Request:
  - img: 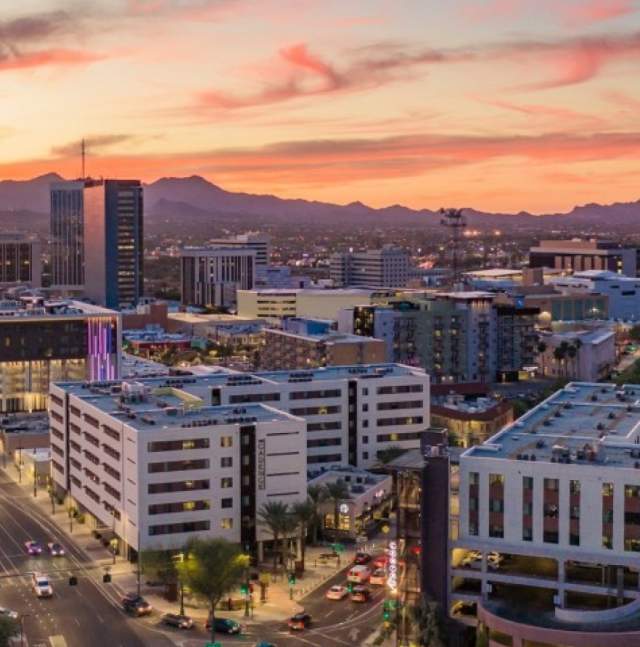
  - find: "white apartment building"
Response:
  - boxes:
[552,270,640,321]
[330,245,412,288]
[180,247,256,308]
[49,378,307,556]
[455,382,640,644]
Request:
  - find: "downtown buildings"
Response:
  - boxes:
[50,179,144,308]
[330,245,412,288]
[0,234,42,287]
[49,363,429,555]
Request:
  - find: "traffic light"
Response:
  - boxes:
[240,583,249,596]
[69,575,78,586]
[103,573,111,583]
[383,609,391,621]
[288,573,296,586]
[347,582,354,593]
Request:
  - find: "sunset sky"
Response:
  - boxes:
[1,0,639,212]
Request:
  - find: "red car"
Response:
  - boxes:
[373,555,389,569]
[288,612,312,631]
[353,552,371,565]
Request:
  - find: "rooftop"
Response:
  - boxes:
[463,382,640,469]
[0,298,116,319]
[307,465,391,496]
[265,328,381,345]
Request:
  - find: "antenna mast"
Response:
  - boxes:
[81,138,86,179]
[439,207,467,290]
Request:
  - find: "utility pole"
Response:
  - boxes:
[439,207,467,291]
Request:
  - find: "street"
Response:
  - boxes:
[0,469,173,647]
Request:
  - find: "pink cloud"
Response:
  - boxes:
[561,0,637,26]
[0,48,103,72]
[481,98,605,127]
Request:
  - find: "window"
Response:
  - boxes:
[148,459,209,473]
[221,518,233,529]
[221,478,233,489]
[148,439,209,452]
[149,520,210,536]
[220,436,233,448]
[377,416,423,427]
[149,501,209,515]
[363,452,369,460]
[570,480,581,494]
[221,457,232,468]
[362,403,368,412]
[376,400,422,411]
[362,436,368,444]
[544,478,559,491]
[377,384,422,395]
[148,479,209,494]
[221,498,233,509]
[523,476,533,490]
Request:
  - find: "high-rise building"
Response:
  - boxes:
[207,232,271,267]
[0,234,42,287]
[180,247,256,309]
[0,298,120,413]
[83,180,144,309]
[529,239,638,277]
[330,245,412,288]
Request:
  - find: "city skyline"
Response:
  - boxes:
[0,0,639,213]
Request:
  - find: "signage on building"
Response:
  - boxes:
[387,540,398,593]
[257,439,265,490]
[339,503,349,514]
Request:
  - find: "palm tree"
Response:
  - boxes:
[257,501,290,572]
[307,484,327,544]
[291,499,316,572]
[280,513,299,572]
[553,345,566,378]
[324,480,351,535]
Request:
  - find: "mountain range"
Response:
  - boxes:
[0,172,639,230]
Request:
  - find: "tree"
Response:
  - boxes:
[257,500,291,572]
[629,325,640,342]
[0,616,19,647]
[140,548,179,601]
[375,445,407,468]
[176,538,248,643]
[291,499,316,571]
[324,479,351,534]
[306,484,327,544]
[406,598,446,647]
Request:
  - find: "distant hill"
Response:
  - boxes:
[0,172,639,231]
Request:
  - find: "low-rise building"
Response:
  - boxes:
[0,413,50,465]
[307,466,393,539]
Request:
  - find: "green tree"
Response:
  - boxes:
[140,548,180,601]
[306,484,327,544]
[176,538,248,643]
[257,500,291,571]
[629,325,640,342]
[406,598,446,647]
[291,499,315,572]
[0,616,19,647]
[324,479,351,534]
[375,445,407,468]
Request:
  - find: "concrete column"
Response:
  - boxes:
[257,541,264,564]
[557,559,566,608]
[295,537,302,560]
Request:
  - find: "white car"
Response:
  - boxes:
[347,565,372,584]
[47,542,65,557]
[460,551,481,567]
[32,573,53,598]
[325,585,348,600]
[0,607,18,620]
[369,568,386,586]
[487,552,504,569]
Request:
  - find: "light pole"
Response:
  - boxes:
[67,502,74,533]
[17,445,22,483]
[32,465,37,498]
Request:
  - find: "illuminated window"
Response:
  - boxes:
[220,436,233,448]
[221,518,233,529]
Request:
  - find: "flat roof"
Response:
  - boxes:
[0,299,116,319]
[464,382,640,469]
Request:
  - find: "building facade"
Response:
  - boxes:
[330,246,412,288]
[530,239,638,277]
[180,247,256,309]
[49,379,306,557]
[495,305,539,381]
[0,234,42,287]
[83,180,144,309]
[454,382,640,645]
[0,299,120,413]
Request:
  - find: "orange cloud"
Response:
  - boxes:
[561,0,637,26]
[0,48,103,72]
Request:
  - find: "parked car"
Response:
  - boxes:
[369,568,386,586]
[373,555,389,569]
[353,552,371,565]
[451,600,477,617]
[347,565,371,583]
[460,550,481,567]
[47,542,65,557]
[162,613,193,629]
[326,585,348,600]
[487,552,504,569]
[287,612,312,631]
[25,540,43,556]
[350,585,371,603]
[32,573,52,598]
[205,617,241,634]
[122,593,152,616]
[0,607,18,620]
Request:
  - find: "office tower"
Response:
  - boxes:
[529,239,638,277]
[455,382,640,647]
[180,247,256,309]
[50,180,93,290]
[0,234,42,287]
[207,232,271,268]
[83,180,144,309]
[0,298,120,413]
[330,245,412,288]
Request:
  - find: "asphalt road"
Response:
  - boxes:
[0,470,173,647]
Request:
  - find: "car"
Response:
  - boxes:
[353,552,371,565]
[325,584,348,600]
[47,542,65,557]
[350,585,371,602]
[347,565,371,583]
[162,613,193,629]
[287,612,311,631]
[32,573,52,598]
[24,540,42,556]
[369,568,387,586]
[487,552,504,569]
[205,617,241,634]
[122,593,152,616]
[0,607,18,620]
[460,550,482,567]
[451,600,477,617]
[373,555,389,569]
